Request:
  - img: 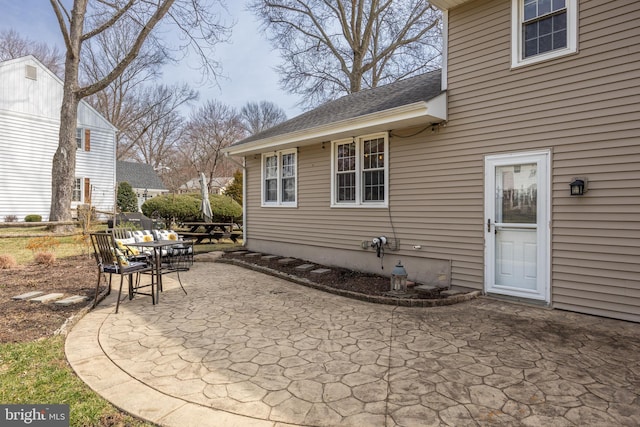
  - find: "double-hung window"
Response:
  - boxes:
[72,178,82,202]
[76,127,91,151]
[262,149,297,207]
[511,0,577,67]
[331,133,388,208]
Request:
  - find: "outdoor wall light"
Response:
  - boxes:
[390,260,408,292]
[570,178,587,196]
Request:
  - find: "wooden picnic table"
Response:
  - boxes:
[178,222,241,244]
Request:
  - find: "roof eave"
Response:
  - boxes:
[429,0,473,10]
[225,93,447,157]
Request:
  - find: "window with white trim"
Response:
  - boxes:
[511,0,577,67]
[331,133,388,207]
[262,149,297,206]
[72,178,82,202]
[76,128,83,149]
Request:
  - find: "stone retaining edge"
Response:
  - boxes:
[217,258,480,307]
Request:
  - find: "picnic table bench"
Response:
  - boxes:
[178,222,242,244]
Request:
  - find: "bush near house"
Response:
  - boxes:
[117,182,139,213]
[141,193,242,225]
[24,215,42,222]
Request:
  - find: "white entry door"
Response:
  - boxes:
[485,151,550,301]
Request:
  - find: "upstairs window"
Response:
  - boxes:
[76,128,91,151]
[512,0,577,67]
[262,149,297,207]
[76,128,83,149]
[331,133,388,208]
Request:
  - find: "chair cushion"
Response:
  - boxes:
[111,248,130,266]
[115,237,141,255]
[131,230,154,243]
[154,230,179,241]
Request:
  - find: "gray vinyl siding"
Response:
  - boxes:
[243,0,639,322]
[445,0,640,321]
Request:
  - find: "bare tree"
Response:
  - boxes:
[47,0,230,226]
[240,100,287,135]
[181,100,245,193]
[81,18,169,157]
[126,83,197,165]
[249,0,441,107]
[0,29,63,76]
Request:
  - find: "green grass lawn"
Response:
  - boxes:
[0,228,242,426]
[0,337,155,427]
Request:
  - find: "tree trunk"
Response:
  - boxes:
[49,90,80,227]
[49,0,85,231]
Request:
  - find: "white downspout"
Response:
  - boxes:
[242,156,246,246]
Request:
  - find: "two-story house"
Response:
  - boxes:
[0,55,117,221]
[224,0,639,323]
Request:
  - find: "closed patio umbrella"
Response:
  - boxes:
[200,172,213,222]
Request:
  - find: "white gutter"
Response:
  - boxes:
[224,94,447,157]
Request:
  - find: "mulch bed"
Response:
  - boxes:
[218,250,445,299]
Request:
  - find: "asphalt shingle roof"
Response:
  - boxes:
[233,69,442,146]
[116,161,167,190]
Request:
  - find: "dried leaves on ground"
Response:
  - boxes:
[0,255,98,343]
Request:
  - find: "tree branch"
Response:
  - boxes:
[77,0,175,99]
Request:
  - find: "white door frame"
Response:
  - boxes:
[484,150,551,302]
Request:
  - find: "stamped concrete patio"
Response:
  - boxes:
[66,255,640,426]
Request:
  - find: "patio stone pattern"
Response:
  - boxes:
[67,259,640,427]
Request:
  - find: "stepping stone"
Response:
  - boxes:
[12,291,44,300]
[278,258,296,264]
[295,264,315,271]
[29,293,64,303]
[262,255,279,260]
[55,295,88,306]
[245,252,262,257]
[310,268,331,275]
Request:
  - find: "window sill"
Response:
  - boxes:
[511,47,578,69]
[330,203,388,209]
[261,203,298,208]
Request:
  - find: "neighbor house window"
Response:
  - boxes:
[72,178,82,202]
[76,128,83,149]
[262,149,297,206]
[76,128,90,151]
[511,0,577,67]
[331,133,388,207]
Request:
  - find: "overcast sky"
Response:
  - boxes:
[0,0,303,118]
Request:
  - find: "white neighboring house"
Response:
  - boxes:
[0,55,117,221]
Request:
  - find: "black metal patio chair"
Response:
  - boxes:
[90,232,155,313]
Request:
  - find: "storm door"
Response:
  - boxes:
[485,151,549,301]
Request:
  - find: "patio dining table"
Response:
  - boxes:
[133,239,187,303]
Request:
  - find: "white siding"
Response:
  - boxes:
[0,56,116,221]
